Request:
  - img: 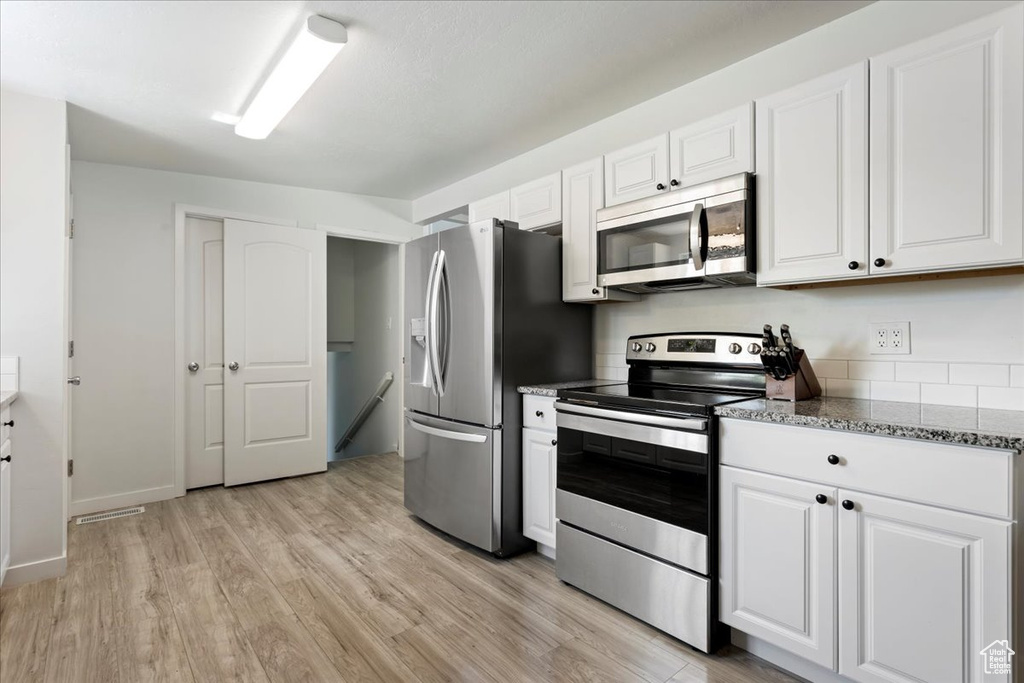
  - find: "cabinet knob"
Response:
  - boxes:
[0,455,10,463]
[535,410,544,417]
[827,454,840,465]
[656,183,666,191]
[670,179,679,187]
[815,494,828,504]
[2,420,12,427]
[551,439,557,446]
[591,288,600,295]
[847,261,859,270]
[841,499,855,510]
[874,258,886,267]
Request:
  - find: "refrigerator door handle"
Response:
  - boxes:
[430,249,448,397]
[406,415,487,443]
[424,250,441,395]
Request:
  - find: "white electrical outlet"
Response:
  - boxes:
[869,322,911,355]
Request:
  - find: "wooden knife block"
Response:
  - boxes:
[765,350,822,401]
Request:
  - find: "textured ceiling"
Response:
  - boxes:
[0,0,870,200]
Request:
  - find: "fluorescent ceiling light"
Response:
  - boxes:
[235,15,347,140]
[211,112,241,125]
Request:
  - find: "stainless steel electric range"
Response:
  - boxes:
[554,332,766,653]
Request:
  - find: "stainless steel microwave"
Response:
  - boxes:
[596,173,755,293]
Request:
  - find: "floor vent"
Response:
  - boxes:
[75,506,145,525]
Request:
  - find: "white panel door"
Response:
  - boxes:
[756,62,869,285]
[838,490,1011,683]
[720,466,836,670]
[522,427,557,548]
[185,217,225,488]
[669,103,754,189]
[869,4,1024,275]
[604,133,670,207]
[223,220,326,487]
[510,172,561,231]
[467,190,511,223]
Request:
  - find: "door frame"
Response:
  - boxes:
[317,223,408,463]
[174,207,411,497]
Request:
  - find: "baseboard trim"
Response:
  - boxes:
[537,543,556,560]
[731,630,846,683]
[69,484,177,518]
[2,555,66,587]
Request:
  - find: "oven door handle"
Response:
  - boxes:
[556,401,707,431]
[556,412,709,454]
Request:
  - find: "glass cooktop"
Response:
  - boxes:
[557,382,759,416]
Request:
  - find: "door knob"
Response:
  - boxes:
[67,376,81,386]
[228,362,239,371]
[187,362,200,373]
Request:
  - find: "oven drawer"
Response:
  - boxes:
[556,489,707,574]
[556,522,711,652]
[523,395,557,432]
[718,418,1014,519]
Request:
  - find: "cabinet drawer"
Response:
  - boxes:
[523,395,557,432]
[719,418,1014,519]
[0,407,9,444]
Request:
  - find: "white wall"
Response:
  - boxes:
[0,89,69,583]
[327,237,355,343]
[69,161,418,513]
[412,0,1019,222]
[345,240,402,458]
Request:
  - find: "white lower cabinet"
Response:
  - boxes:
[521,395,557,555]
[721,428,1015,683]
[720,467,836,669]
[838,491,1011,683]
[522,427,557,549]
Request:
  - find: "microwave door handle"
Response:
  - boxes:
[689,202,707,271]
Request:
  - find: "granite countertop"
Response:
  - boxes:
[715,397,1024,452]
[517,380,616,397]
[0,390,18,411]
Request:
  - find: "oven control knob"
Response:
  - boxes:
[645,342,656,353]
[631,342,642,353]
[747,343,761,355]
[728,343,742,354]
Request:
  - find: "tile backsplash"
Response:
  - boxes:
[0,356,19,392]
[594,355,1024,411]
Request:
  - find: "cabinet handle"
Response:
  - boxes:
[874,258,886,267]
[815,494,828,504]
[655,183,666,191]
[551,439,557,446]
[0,455,10,463]
[2,420,12,427]
[847,261,859,270]
[535,410,544,417]
[591,288,600,295]
[827,454,840,465]
[841,499,855,510]
[670,179,679,187]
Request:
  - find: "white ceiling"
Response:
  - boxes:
[0,0,870,200]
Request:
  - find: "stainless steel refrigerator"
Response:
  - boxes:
[404,219,592,557]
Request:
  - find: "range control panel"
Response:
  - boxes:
[626,332,763,366]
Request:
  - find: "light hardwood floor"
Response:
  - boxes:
[0,453,801,683]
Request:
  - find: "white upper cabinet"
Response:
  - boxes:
[604,134,671,207]
[468,190,511,223]
[669,102,754,189]
[562,158,605,301]
[838,491,1011,683]
[510,172,561,231]
[756,62,869,285]
[869,4,1024,276]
